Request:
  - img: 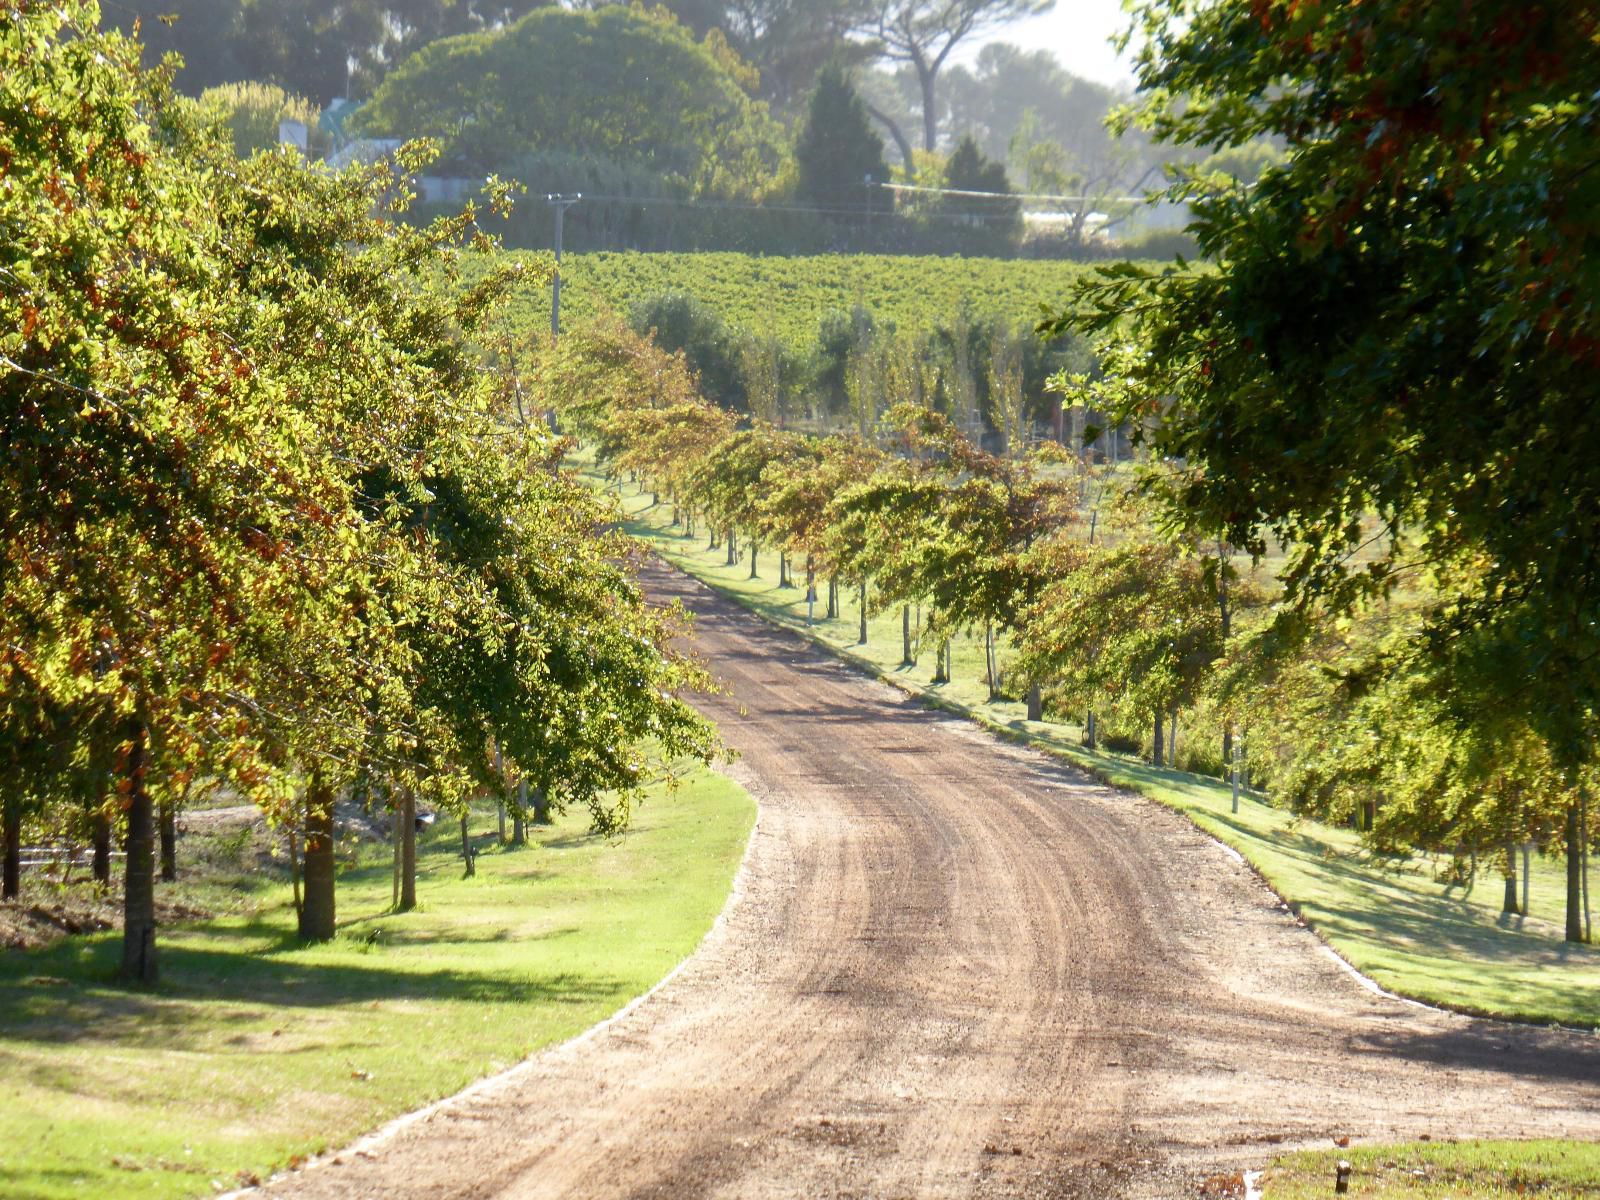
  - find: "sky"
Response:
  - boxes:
[956,0,1139,91]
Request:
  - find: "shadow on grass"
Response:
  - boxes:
[0,932,631,1050]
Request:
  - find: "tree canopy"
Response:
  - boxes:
[3,0,718,972]
[105,0,552,102]
[850,0,1054,152]
[356,4,783,193]
[1047,0,1600,767]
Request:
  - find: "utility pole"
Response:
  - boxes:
[546,193,581,339]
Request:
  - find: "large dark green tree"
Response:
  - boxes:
[795,62,891,209]
[356,5,782,192]
[1045,0,1600,939]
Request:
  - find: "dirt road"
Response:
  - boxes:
[263,559,1600,1199]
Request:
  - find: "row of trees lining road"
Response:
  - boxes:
[1038,0,1600,942]
[1,1,717,981]
[535,315,1596,944]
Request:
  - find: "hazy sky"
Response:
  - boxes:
[957,0,1139,91]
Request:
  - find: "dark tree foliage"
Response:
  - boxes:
[630,292,748,412]
[795,62,892,210]
[105,0,552,102]
[1045,0,1600,762]
[942,134,1020,228]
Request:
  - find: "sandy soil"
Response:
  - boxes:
[258,558,1600,1199]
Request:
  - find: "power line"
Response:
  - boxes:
[527,192,1082,226]
[875,181,1150,205]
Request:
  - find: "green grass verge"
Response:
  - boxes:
[599,473,1600,1029]
[1264,1140,1600,1198]
[0,770,753,1200]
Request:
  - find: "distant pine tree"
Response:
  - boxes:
[795,62,891,212]
[942,134,1021,228]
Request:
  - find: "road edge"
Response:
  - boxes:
[221,760,764,1199]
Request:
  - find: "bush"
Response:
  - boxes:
[629,292,746,411]
[196,82,329,158]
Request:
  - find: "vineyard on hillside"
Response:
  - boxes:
[487,250,1106,344]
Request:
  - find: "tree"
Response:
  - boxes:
[850,0,1054,152]
[5,1,716,972]
[355,5,783,193]
[1046,0,1600,938]
[795,62,891,210]
[2,0,364,978]
[195,81,329,157]
[941,134,1021,229]
[105,1,553,102]
[630,292,747,411]
[677,0,862,112]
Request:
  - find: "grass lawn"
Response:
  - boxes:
[596,471,1600,1029]
[0,769,753,1200]
[1264,1140,1600,1198]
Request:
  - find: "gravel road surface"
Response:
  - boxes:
[261,558,1600,1199]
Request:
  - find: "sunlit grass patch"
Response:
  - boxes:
[1264,1140,1600,1198]
[0,770,753,1200]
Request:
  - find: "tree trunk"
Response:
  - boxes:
[865,102,915,172]
[299,775,336,942]
[827,577,839,619]
[1168,708,1179,768]
[399,789,417,913]
[901,606,913,666]
[1502,840,1521,916]
[1567,801,1586,943]
[1085,710,1097,750]
[917,64,938,152]
[1153,708,1166,768]
[513,778,528,845]
[533,784,552,826]
[92,804,112,885]
[1222,726,1233,773]
[708,525,719,551]
[1027,683,1043,723]
[159,797,177,883]
[726,529,737,567]
[460,811,475,878]
[984,622,997,700]
[858,581,868,644]
[748,537,759,579]
[390,801,400,910]
[934,637,949,683]
[495,747,507,843]
[1584,792,1592,943]
[3,793,20,901]
[119,716,157,984]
